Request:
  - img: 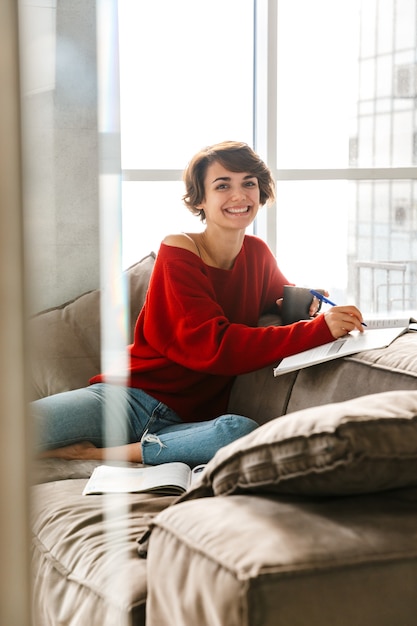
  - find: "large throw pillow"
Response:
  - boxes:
[181,390,417,500]
[30,252,155,399]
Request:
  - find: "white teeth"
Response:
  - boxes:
[227,207,249,214]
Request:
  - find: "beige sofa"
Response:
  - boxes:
[30,253,417,626]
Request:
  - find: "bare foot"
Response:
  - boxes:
[39,441,143,463]
[39,441,103,461]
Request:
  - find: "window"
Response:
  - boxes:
[272,0,417,313]
[119,0,417,314]
[119,0,254,267]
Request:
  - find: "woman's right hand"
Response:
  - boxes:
[323,305,365,339]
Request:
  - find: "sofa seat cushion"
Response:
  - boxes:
[146,490,417,626]
[34,458,104,484]
[31,478,175,626]
[181,390,417,500]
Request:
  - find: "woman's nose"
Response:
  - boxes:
[231,188,246,200]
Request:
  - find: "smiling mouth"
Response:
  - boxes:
[225,206,250,214]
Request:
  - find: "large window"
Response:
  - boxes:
[120,0,417,315]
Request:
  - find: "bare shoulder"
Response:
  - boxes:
[162,233,200,256]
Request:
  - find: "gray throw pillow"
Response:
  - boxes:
[181,390,417,500]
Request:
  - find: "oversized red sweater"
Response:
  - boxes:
[92,236,334,422]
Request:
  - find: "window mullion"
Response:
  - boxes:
[275,167,417,181]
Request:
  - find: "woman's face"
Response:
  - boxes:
[198,161,260,229]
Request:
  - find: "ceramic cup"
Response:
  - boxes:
[281,285,324,325]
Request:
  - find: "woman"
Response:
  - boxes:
[34,141,364,466]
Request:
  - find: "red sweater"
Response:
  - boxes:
[92,236,333,422]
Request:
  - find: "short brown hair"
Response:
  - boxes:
[182,141,275,220]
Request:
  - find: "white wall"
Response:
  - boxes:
[20,0,100,313]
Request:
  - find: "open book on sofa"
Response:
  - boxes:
[274,315,417,377]
[82,462,206,496]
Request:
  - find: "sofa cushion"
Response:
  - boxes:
[147,490,417,626]
[34,458,103,484]
[29,252,155,399]
[229,330,417,424]
[228,312,299,424]
[181,390,417,500]
[31,477,175,626]
[287,331,417,413]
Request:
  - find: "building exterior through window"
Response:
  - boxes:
[348,0,417,313]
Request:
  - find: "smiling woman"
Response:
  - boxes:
[164,142,273,269]
[164,173,259,270]
[34,141,365,468]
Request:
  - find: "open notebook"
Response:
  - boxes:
[82,462,206,496]
[274,315,417,377]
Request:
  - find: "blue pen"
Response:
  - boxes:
[310,290,337,306]
[310,290,367,326]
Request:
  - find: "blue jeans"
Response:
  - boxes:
[31,383,258,466]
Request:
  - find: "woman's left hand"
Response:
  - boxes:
[276,289,330,317]
[309,290,329,317]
